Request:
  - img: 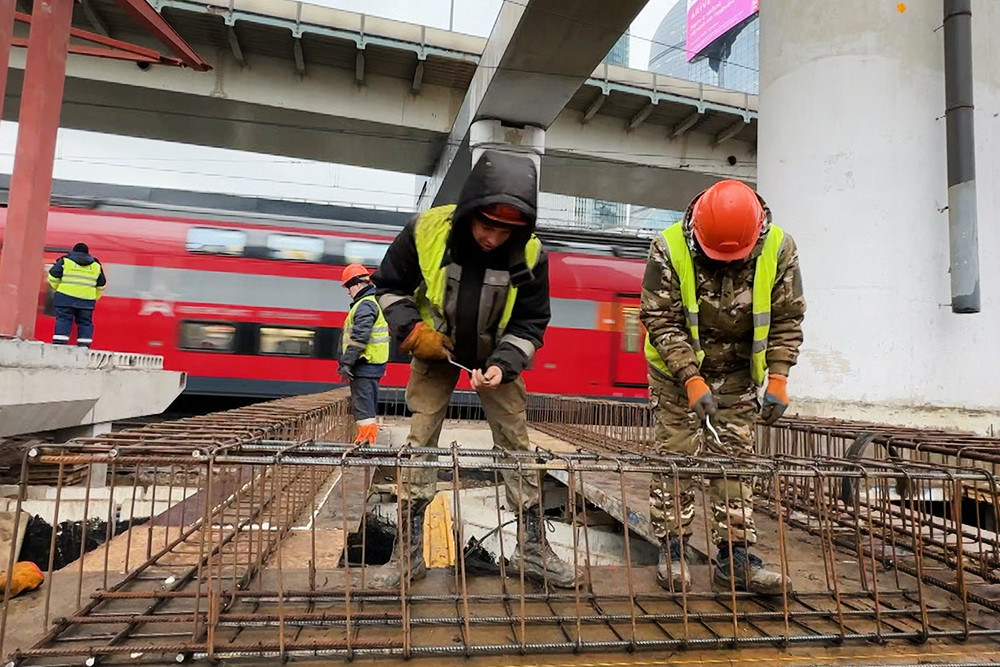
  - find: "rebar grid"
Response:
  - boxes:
[3,393,1000,666]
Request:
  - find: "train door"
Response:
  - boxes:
[610,293,647,387]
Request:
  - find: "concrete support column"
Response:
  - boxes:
[469,119,545,201]
[0,0,74,340]
[757,1,1000,421]
[51,422,112,487]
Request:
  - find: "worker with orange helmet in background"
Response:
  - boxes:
[339,263,389,445]
[641,180,806,596]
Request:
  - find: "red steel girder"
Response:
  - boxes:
[10,36,183,65]
[112,0,210,71]
[0,0,15,121]
[0,0,74,340]
[13,9,193,66]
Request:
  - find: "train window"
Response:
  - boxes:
[343,240,389,266]
[259,327,316,357]
[621,306,642,353]
[179,322,237,352]
[267,234,325,262]
[186,227,247,256]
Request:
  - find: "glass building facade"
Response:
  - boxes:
[647,1,759,95]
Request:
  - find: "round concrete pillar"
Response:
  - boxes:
[758,1,1000,422]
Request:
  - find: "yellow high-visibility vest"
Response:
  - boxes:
[413,205,541,336]
[342,294,390,364]
[49,258,102,301]
[644,221,785,386]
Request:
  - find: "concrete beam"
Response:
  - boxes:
[0,340,185,437]
[670,110,702,138]
[714,119,747,147]
[411,58,424,94]
[420,0,649,209]
[542,106,755,210]
[582,91,606,123]
[4,47,460,176]
[227,26,246,67]
[627,102,655,131]
[293,37,306,77]
[79,0,110,38]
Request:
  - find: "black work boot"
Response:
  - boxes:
[713,544,792,595]
[508,509,581,588]
[656,536,690,591]
[369,507,426,589]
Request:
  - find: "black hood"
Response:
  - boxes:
[67,251,96,266]
[450,150,539,286]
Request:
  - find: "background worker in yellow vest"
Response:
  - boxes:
[641,180,806,596]
[339,263,388,445]
[47,243,106,348]
[371,150,579,590]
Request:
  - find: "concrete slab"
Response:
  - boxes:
[0,340,185,437]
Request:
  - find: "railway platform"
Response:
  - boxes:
[0,338,186,438]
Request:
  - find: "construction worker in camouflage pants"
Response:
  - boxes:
[641,180,806,595]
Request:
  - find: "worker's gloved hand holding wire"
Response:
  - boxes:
[400,322,453,361]
[760,373,789,425]
[684,375,717,422]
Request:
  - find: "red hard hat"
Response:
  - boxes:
[477,203,528,226]
[691,180,764,261]
[341,263,369,286]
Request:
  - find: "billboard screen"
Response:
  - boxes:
[685,0,759,62]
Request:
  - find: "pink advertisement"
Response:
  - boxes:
[685,0,759,62]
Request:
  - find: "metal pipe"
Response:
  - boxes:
[943,0,980,313]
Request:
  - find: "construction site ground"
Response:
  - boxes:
[4,418,1000,666]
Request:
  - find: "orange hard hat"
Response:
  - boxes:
[341,263,370,286]
[691,180,764,261]
[477,203,528,226]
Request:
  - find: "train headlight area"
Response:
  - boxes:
[2,390,1000,666]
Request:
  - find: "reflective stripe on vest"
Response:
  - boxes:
[644,222,785,386]
[56,258,101,301]
[342,294,390,364]
[414,204,541,336]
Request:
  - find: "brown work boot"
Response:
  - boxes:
[713,544,792,596]
[508,510,581,588]
[367,507,426,589]
[656,537,690,592]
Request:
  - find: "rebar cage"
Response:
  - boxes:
[2,392,999,665]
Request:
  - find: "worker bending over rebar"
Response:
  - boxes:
[641,180,807,595]
[371,150,579,589]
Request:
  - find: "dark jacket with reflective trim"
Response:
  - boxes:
[372,152,550,383]
[340,283,386,379]
[48,251,107,309]
[640,192,806,383]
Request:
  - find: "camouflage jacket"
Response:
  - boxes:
[640,196,806,383]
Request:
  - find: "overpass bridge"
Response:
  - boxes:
[5,0,757,211]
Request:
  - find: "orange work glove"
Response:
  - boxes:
[761,374,789,425]
[0,562,44,599]
[684,376,717,422]
[399,322,453,361]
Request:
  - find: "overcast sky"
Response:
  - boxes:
[0,0,682,210]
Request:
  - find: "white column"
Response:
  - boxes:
[757,1,1000,428]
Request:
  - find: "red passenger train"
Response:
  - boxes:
[0,181,652,400]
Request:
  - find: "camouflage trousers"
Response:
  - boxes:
[398,357,540,511]
[648,369,759,546]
